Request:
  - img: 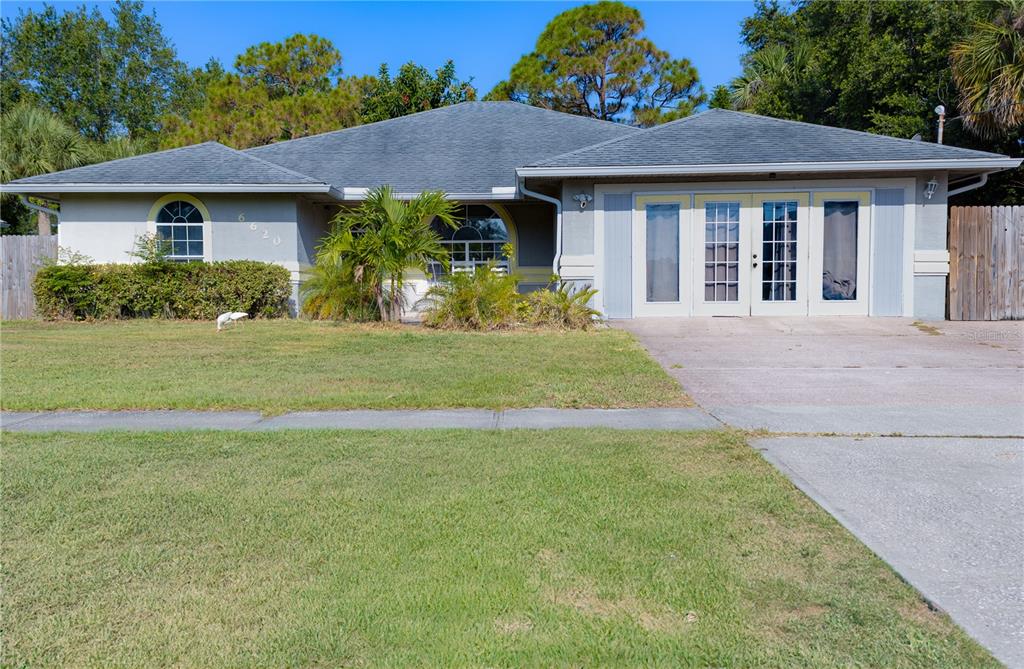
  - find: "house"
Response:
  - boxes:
[3,102,1020,319]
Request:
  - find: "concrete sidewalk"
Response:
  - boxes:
[0,408,722,432]
[757,436,1024,669]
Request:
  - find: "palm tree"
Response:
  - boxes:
[314,186,459,321]
[951,0,1024,139]
[0,104,93,233]
[0,104,92,183]
[729,43,812,114]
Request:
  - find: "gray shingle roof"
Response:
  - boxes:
[528,109,1009,169]
[246,101,639,193]
[7,141,325,186]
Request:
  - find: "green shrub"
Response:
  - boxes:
[420,264,526,330]
[300,260,382,322]
[524,283,601,330]
[420,268,602,331]
[34,260,291,320]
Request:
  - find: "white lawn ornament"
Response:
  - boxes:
[216,311,248,331]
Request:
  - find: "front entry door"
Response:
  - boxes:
[750,193,810,316]
[692,194,752,316]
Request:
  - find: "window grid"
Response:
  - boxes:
[761,201,798,301]
[428,205,510,278]
[155,200,204,261]
[703,202,740,302]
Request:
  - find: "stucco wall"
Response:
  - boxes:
[560,181,596,256]
[58,193,306,267]
[503,202,554,268]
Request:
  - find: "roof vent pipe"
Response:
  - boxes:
[518,177,563,277]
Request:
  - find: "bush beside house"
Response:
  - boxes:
[34,260,291,320]
[420,265,601,330]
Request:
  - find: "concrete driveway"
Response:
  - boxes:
[618,317,1024,666]
[616,317,1024,436]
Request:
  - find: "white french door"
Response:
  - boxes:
[751,193,810,316]
[692,194,752,316]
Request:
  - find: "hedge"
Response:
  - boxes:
[33,260,292,320]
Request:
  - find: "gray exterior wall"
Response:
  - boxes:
[602,193,633,318]
[206,195,299,265]
[871,188,905,316]
[914,172,948,250]
[912,172,950,319]
[560,181,596,256]
[297,200,334,266]
[504,202,554,268]
[914,275,947,320]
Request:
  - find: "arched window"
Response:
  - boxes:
[155,200,205,261]
[430,205,510,275]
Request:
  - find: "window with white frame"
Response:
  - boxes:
[155,200,204,261]
[428,205,509,277]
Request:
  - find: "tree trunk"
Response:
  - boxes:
[37,210,51,236]
[375,283,387,322]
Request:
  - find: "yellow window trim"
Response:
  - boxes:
[813,191,871,207]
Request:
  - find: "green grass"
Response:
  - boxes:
[3,429,994,668]
[0,320,686,412]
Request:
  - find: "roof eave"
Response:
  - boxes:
[0,183,333,194]
[516,157,1022,178]
[337,186,519,201]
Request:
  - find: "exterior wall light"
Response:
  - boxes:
[573,192,593,210]
[924,177,939,200]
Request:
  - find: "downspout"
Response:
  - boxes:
[517,177,562,277]
[946,172,989,198]
[19,195,60,235]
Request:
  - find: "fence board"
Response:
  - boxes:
[1,235,58,319]
[948,206,1023,320]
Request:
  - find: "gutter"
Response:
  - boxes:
[0,183,333,194]
[947,172,990,198]
[518,177,562,276]
[19,195,60,218]
[516,157,1023,179]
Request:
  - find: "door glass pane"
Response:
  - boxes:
[761,200,798,302]
[703,202,740,302]
[646,204,679,302]
[823,201,858,300]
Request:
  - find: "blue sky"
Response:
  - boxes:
[1,1,754,95]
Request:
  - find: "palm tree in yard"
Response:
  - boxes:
[313,185,459,321]
[951,0,1024,139]
[0,104,93,183]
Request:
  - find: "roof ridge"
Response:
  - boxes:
[530,109,711,167]
[714,108,1004,157]
[246,102,476,153]
[485,100,643,131]
[220,143,324,183]
[246,100,639,154]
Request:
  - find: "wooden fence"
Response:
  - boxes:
[1,235,58,320]
[948,206,1023,321]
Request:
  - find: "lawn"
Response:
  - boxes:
[3,429,995,668]
[0,320,686,412]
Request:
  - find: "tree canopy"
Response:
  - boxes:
[361,60,475,124]
[160,34,370,149]
[951,0,1024,140]
[1,0,196,142]
[729,0,1022,203]
[485,1,704,126]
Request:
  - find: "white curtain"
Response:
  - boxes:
[646,204,679,302]
[822,202,858,300]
